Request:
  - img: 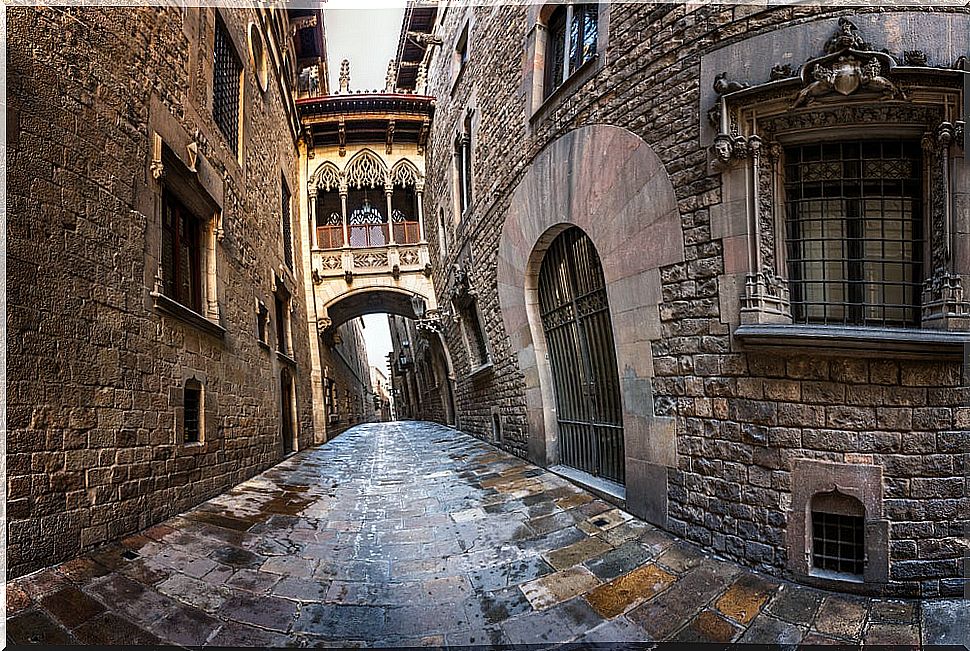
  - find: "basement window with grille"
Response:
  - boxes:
[183,379,203,444]
[213,15,243,158]
[809,491,865,580]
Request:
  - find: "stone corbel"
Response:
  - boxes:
[186,141,199,173]
[150,132,165,180]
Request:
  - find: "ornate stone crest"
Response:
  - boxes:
[792,19,905,108]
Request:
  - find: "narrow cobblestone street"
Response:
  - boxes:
[7,422,967,647]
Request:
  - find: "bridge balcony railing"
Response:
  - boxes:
[315,221,422,251]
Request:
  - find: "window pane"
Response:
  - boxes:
[785,139,922,327]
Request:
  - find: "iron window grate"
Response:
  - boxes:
[811,510,865,576]
[784,139,923,327]
[281,176,293,270]
[184,383,201,443]
[213,17,242,155]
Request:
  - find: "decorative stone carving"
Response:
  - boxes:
[150,132,165,180]
[769,63,796,81]
[384,58,397,93]
[713,72,748,95]
[338,59,350,94]
[904,50,928,66]
[792,21,905,108]
[741,269,791,323]
[316,316,333,336]
[185,140,199,173]
[449,263,475,306]
[922,271,970,322]
[391,160,420,187]
[345,150,387,188]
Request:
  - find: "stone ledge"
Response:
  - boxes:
[151,292,226,340]
[733,324,970,360]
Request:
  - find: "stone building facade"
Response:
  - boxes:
[414,3,970,596]
[5,7,373,579]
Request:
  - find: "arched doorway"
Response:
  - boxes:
[538,227,624,484]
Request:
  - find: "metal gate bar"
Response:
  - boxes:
[539,228,624,484]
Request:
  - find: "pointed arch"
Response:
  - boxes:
[344,148,388,189]
[310,161,341,193]
[390,159,421,188]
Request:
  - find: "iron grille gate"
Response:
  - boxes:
[538,228,624,485]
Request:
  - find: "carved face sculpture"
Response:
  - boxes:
[713,136,732,162]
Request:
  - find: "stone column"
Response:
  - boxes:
[385,185,396,245]
[308,188,318,249]
[416,180,426,242]
[340,184,349,248]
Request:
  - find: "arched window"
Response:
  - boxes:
[312,162,343,249]
[391,160,421,244]
[183,378,203,444]
[810,491,865,578]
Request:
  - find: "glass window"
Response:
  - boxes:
[161,191,203,312]
[784,139,923,327]
[544,4,598,99]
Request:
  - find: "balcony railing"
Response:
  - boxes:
[315,221,422,250]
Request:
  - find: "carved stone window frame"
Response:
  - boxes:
[709,24,967,356]
[788,460,889,591]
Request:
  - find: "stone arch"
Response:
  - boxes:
[344,148,388,189]
[309,161,341,192]
[390,159,421,188]
[497,124,684,525]
[320,285,436,331]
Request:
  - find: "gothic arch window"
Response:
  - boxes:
[391,160,421,244]
[312,162,343,250]
[345,149,387,189]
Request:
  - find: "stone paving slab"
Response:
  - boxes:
[6,421,968,647]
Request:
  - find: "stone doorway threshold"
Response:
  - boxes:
[549,464,626,507]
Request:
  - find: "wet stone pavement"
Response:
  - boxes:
[7,421,968,648]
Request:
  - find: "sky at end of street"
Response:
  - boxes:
[323,8,407,93]
[324,7,405,374]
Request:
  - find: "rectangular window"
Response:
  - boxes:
[455,113,473,216]
[213,15,242,156]
[281,175,293,270]
[460,300,489,368]
[785,139,923,327]
[275,293,289,355]
[456,25,469,70]
[544,4,598,99]
[162,191,203,312]
[184,381,202,443]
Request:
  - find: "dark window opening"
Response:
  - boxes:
[275,293,288,355]
[544,4,598,99]
[257,302,269,344]
[811,510,865,576]
[162,190,203,312]
[347,188,387,247]
[281,175,293,270]
[184,380,202,444]
[455,113,473,216]
[456,25,469,71]
[391,185,420,244]
[213,15,242,155]
[785,139,923,327]
[492,412,503,442]
[461,300,489,368]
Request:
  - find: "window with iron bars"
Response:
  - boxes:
[784,139,923,327]
[811,510,865,577]
[213,16,242,156]
[281,174,293,270]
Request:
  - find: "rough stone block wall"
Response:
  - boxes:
[7,7,316,578]
[424,2,970,595]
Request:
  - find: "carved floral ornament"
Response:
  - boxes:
[709,17,966,165]
[308,152,424,194]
